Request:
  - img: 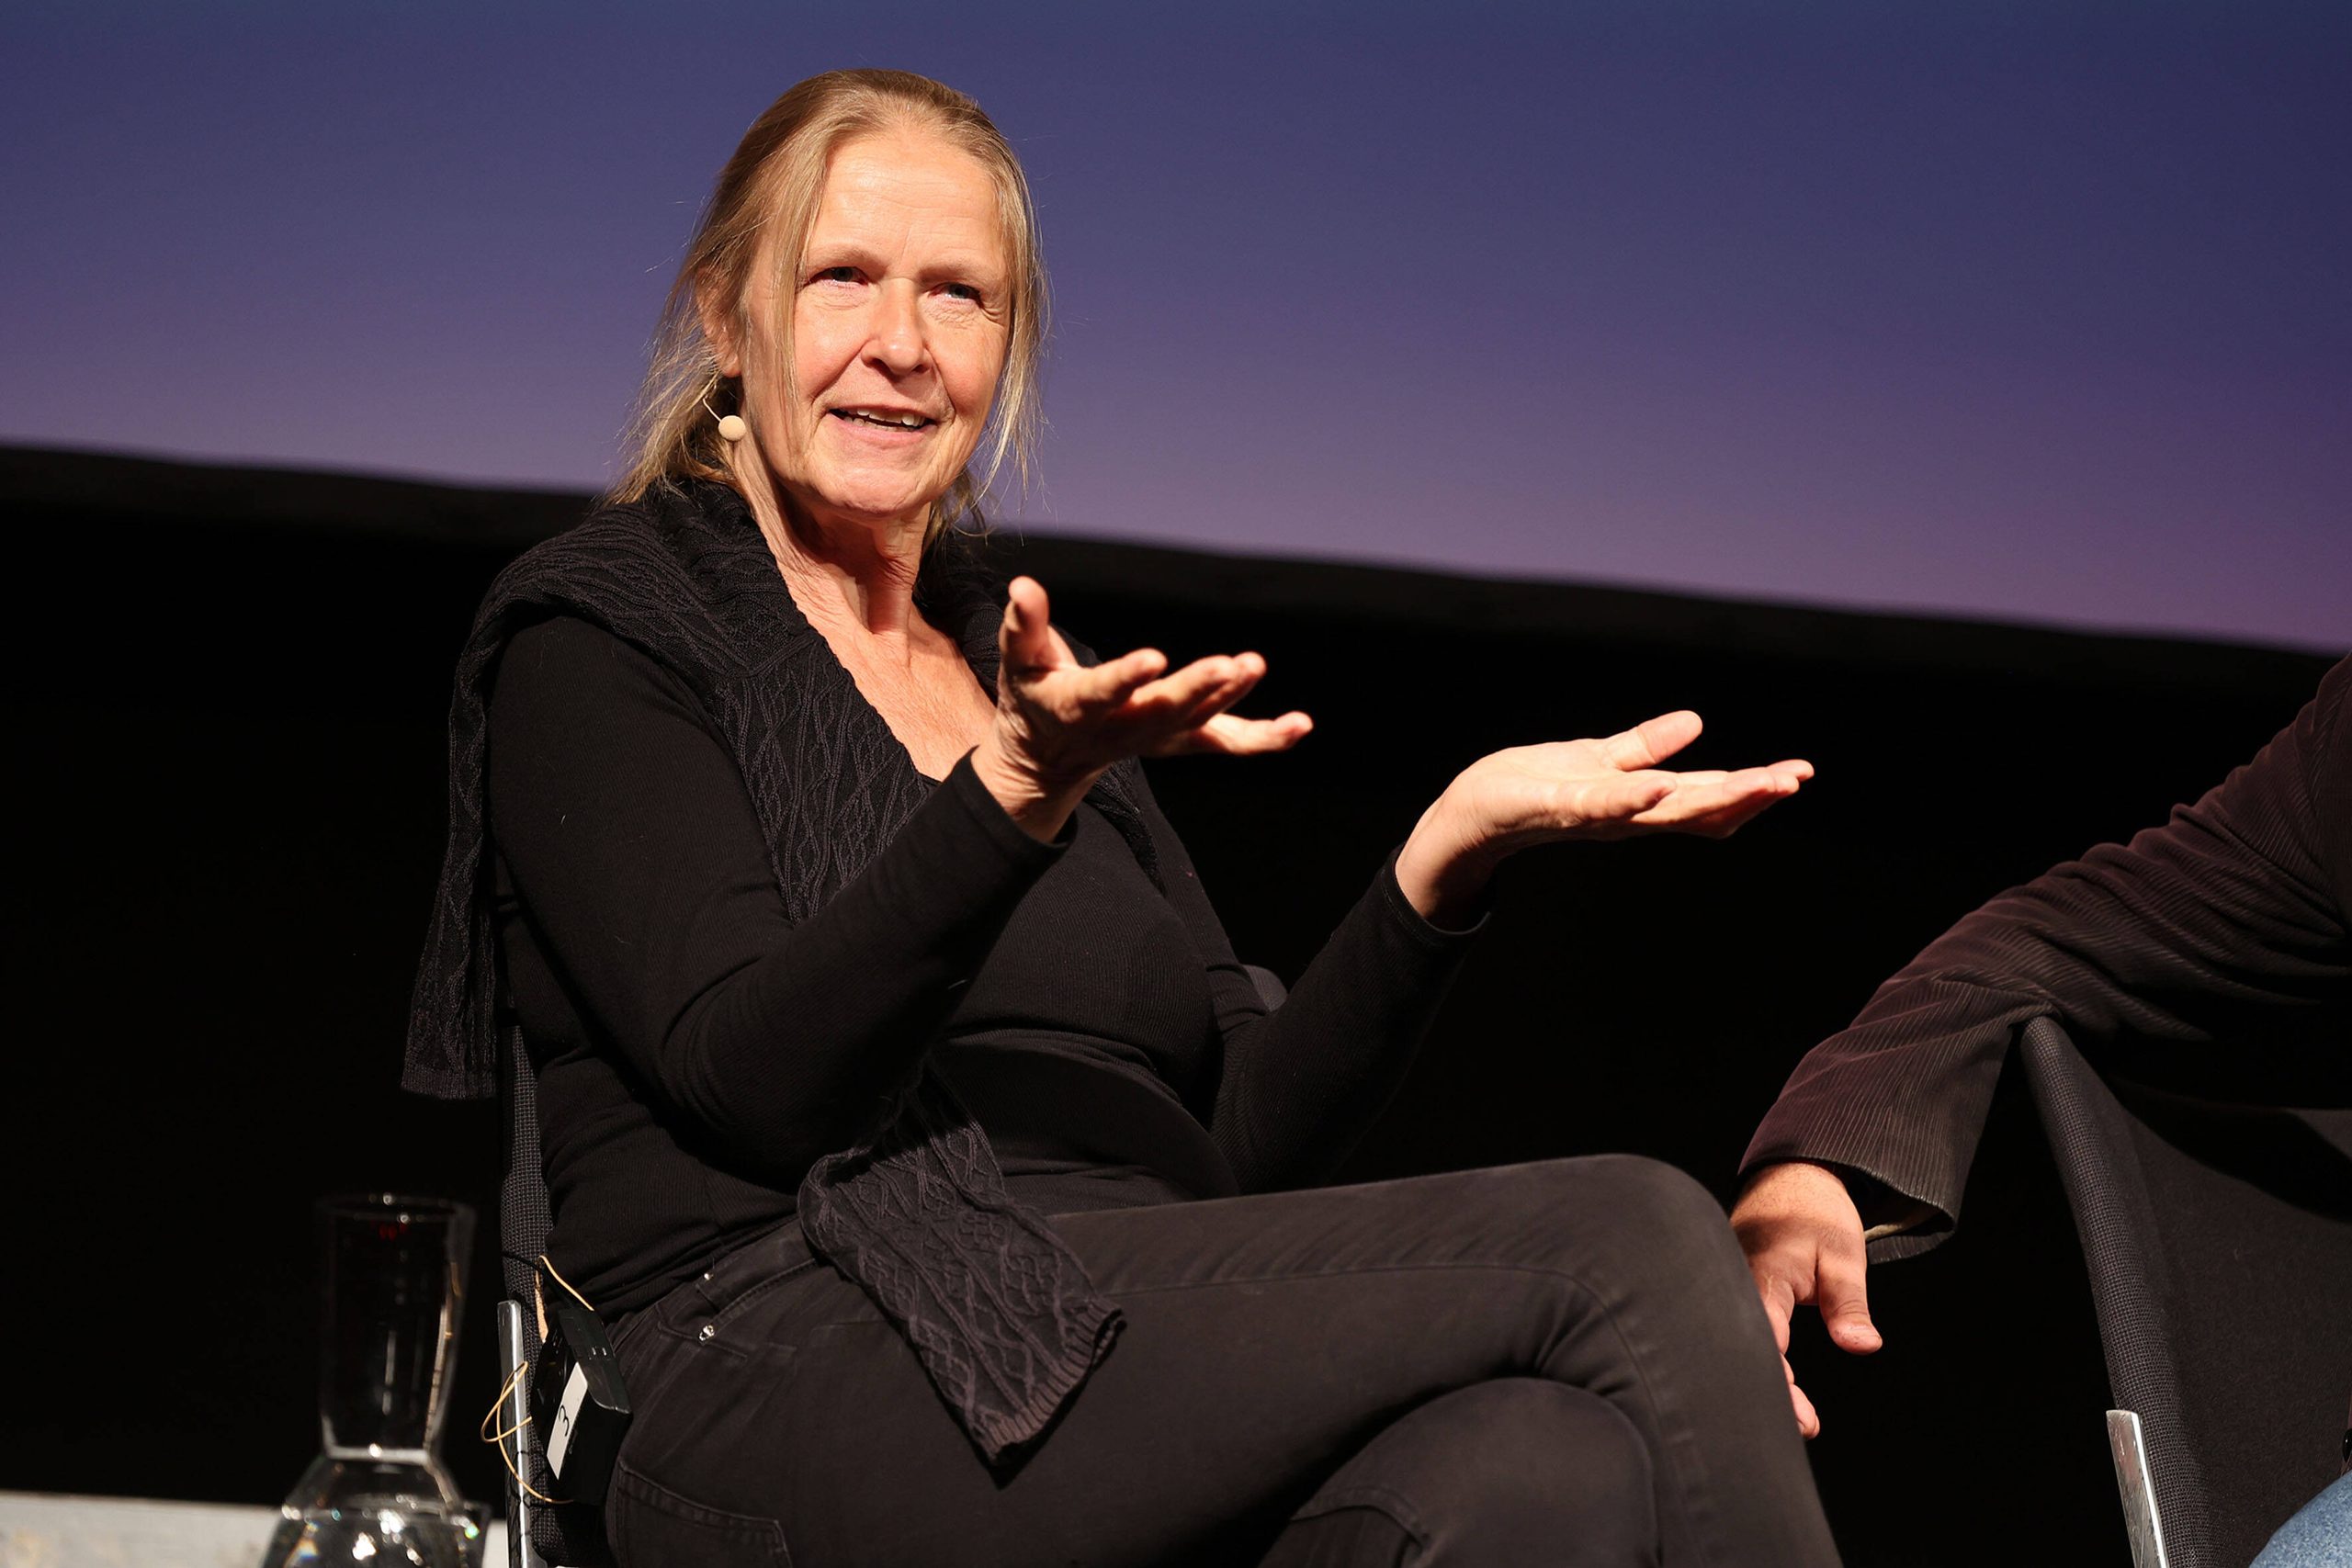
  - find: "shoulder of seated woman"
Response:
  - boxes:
[497,615,700,706]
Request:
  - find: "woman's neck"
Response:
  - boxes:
[728,453,932,648]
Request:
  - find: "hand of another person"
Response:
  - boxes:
[974,576,1312,839]
[1393,710,1813,922]
[1729,1160,1883,1438]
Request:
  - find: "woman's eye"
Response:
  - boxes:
[942,282,980,303]
[813,265,859,285]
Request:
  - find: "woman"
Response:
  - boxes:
[406,69,1838,1567]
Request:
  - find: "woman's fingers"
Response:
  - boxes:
[999,576,1056,672]
[1635,761,1814,818]
[1562,769,1678,824]
[1064,646,1170,711]
[1164,710,1314,756]
[1007,615,1295,764]
[1532,756,1813,839]
[994,582,1302,784]
[1642,771,1785,818]
[1593,709,1704,773]
[1025,641,1259,728]
[1445,732,1815,854]
[1164,652,1267,727]
[1119,651,1265,730]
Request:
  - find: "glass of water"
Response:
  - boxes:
[263,1193,483,1568]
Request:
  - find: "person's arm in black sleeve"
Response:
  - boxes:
[487,615,1069,1181]
[1743,654,2352,1256]
[1124,772,1487,1192]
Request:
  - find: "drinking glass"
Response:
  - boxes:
[262,1193,484,1568]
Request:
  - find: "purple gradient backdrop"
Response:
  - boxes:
[4,2,2345,649]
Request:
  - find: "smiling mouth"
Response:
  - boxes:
[830,409,936,431]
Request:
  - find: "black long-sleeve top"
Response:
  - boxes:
[488,615,1482,1312]
[1743,654,2351,1258]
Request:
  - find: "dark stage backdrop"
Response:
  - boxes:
[4,445,2335,1563]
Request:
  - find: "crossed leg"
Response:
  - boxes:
[606,1156,1839,1567]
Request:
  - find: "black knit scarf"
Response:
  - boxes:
[403,479,1146,1467]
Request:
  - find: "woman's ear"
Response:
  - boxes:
[694,270,743,378]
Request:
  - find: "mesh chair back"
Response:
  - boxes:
[499,1025,554,1307]
[2020,1016,2352,1567]
[499,1026,617,1568]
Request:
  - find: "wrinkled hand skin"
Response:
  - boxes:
[971,575,1312,840]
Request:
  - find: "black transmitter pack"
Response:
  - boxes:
[531,1301,633,1508]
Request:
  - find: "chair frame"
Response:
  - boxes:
[2019,1013,2352,1568]
[494,1299,546,1568]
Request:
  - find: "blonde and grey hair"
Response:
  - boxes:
[610,69,1047,540]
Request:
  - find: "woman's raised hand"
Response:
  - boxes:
[1394,710,1814,924]
[972,576,1312,840]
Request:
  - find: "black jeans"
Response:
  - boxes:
[604,1157,1840,1567]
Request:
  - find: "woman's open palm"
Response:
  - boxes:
[1460,711,1813,850]
[991,576,1312,788]
[1395,710,1814,920]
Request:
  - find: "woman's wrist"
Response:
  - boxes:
[970,728,1093,843]
[1395,792,1500,926]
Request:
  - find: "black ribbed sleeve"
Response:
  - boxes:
[1129,776,1486,1191]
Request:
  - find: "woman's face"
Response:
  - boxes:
[723,129,1012,533]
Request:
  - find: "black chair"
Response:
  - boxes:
[493,967,1291,1567]
[494,1025,616,1568]
[2018,1015,2352,1567]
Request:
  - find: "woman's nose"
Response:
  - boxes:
[865,281,927,375]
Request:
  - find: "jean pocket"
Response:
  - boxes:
[646,1224,815,1340]
[707,1254,821,1337]
[608,1462,793,1568]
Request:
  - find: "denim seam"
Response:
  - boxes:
[1291,1480,1431,1546]
[611,1459,795,1567]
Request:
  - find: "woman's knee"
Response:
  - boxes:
[1503,1155,1758,1341]
[1565,1155,1727,1235]
[1604,1155,1747,1258]
[1295,1380,1657,1565]
[1506,1156,1744,1277]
